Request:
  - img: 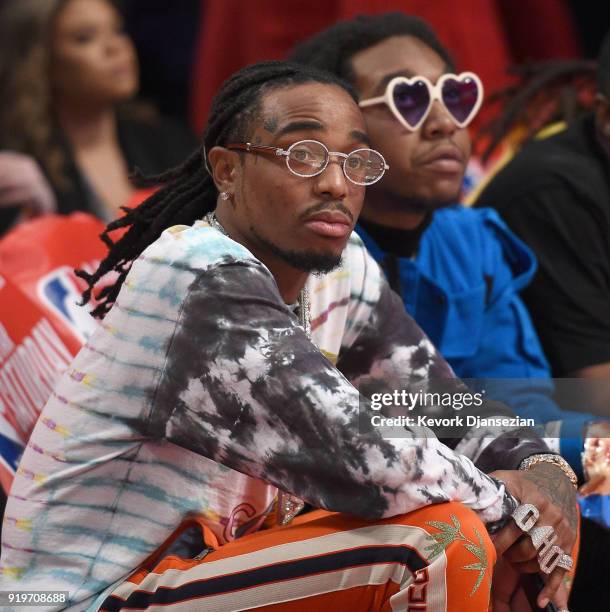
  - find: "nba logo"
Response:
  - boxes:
[37,265,99,344]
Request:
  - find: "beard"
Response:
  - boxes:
[251,227,342,274]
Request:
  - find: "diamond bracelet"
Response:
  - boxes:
[518,453,578,489]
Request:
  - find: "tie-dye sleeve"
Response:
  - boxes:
[150,259,517,531]
[337,242,552,473]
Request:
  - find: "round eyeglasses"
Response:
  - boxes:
[226,140,389,186]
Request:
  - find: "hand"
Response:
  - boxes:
[491,463,577,608]
[0,152,56,217]
[490,555,521,612]
[491,557,570,611]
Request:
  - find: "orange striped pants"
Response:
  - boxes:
[100,502,504,611]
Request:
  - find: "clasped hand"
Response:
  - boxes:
[490,463,577,610]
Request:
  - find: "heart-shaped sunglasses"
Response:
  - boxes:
[359,72,484,132]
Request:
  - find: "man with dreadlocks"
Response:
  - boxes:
[1,61,575,611]
[475,31,610,421]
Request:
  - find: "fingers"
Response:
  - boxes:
[491,556,520,610]
[549,578,569,610]
[512,497,575,566]
[509,505,573,566]
[511,587,537,612]
[504,534,536,563]
[550,513,575,561]
[491,467,576,610]
[510,514,573,591]
[510,558,541,573]
[538,569,567,609]
[491,521,523,556]
[504,500,575,609]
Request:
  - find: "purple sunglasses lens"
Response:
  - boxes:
[441,77,479,123]
[392,80,431,127]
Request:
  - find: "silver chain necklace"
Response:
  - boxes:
[205,211,307,524]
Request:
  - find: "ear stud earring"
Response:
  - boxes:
[220,191,230,201]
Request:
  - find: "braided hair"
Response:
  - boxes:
[77,60,357,318]
[476,59,597,162]
[289,12,455,83]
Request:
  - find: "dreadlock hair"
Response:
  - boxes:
[475,59,597,163]
[598,30,610,97]
[77,60,357,318]
[289,12,455,84]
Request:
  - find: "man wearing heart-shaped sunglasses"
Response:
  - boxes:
[291,12,597,610]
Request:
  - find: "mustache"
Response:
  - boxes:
[299,201,355,224]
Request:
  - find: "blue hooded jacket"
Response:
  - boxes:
[358,205,599,476]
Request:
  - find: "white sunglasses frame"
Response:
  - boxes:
[359,72,484,132]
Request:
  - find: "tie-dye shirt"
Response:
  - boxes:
[0,221,546,610]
